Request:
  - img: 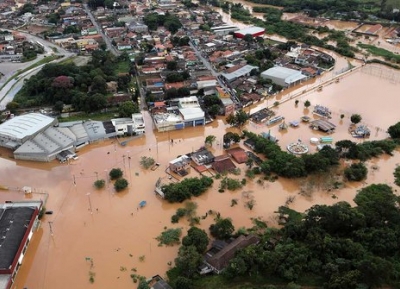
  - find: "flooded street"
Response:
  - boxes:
[1,63,400,288]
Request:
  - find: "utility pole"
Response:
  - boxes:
[86,193,93,214]
[48,221,54,236]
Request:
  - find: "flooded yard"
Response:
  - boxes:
[1,64,400,289]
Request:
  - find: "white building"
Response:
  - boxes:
[260,66,307,87]
[111,113,146,136]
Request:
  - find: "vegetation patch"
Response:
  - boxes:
[358,43,400,63]
[162,176,213,203]
[156,228,182,246]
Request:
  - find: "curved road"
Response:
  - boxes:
[0,30,74,109]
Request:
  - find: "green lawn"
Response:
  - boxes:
[115,61,131,74]
[358,43,400,62]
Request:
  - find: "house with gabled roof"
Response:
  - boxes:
[203,235,260,274]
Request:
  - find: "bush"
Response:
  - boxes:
[394,166,400,187]
[140,156,156,169]
[94,179,105,189]
[109,168,123,180]
[344,163,368,181]
[114,178,129,192]
[156,228,182,246]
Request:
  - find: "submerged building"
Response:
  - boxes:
[0,113,119,162]
[0,201,42,289]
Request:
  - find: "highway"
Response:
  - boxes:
[83,4,120,56]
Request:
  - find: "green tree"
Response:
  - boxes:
[394,166,400,186]
[137,279,150,289]
[109,168,123,180]
[53,101,64,114]
[205,135,216,146]
[344,163,367,181]
[118,101,139,117]
[182,227,209,253]
[350,114,362,125]
[304,100,311,108]
[6,101,19,114]
[114,178,128,192]
[209,217,234,240]
[175,245,202,278]
[243,34,254,43]
[94,179,105,189]
[174,276,193,289]
[166,61,178,70]
[354,184,399,227]
[226,110,249,128]
[388,121,400,138]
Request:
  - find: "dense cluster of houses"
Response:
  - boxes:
[0,31,28,62]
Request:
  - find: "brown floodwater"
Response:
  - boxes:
[1,63,400,289]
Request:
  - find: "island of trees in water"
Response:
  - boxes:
[161,183,400,289]
[158,122,400,289]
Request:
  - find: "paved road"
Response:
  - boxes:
[189,41,241,106]
[83,4,120,56]
[0,30,75,109]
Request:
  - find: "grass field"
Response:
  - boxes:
[358,43,400,62]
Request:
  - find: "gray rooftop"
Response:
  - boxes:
[0,206,35,270]
[261,66,307,84]
[222,65,258,82]
[0,113,55,141]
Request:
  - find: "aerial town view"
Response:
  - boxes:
[1,0,400,288]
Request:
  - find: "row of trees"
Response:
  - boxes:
[244,130,397,179]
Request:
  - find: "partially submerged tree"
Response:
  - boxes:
[109,168,123,180]
[140,156,156,169]
[205,135,216,146]
[350,114,362,125]
[114,178,128,192]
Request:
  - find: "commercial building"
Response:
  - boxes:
[0,113,118,162]
[221,65,258,82]
[260,66,307,87]
[234,26,265,38]
[153,96,205,132]
[211,25,240,36]
[0,201,42,289]
[111,113,146,136]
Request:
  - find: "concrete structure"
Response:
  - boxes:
[111,113,145,136]
[127,21,148,33]
[153,96,205,132]
[191,148,214,166]
[0,201,42,289]
[169,155,190,175]
[0,113,57,149]
[261,66,307,87]
[221,65,258,82]
[234,26,265,38]
[203,235,259,274]
[0,113,117,162]
[211,25,239,36]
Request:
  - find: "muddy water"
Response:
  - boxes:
[1,64,399,289]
